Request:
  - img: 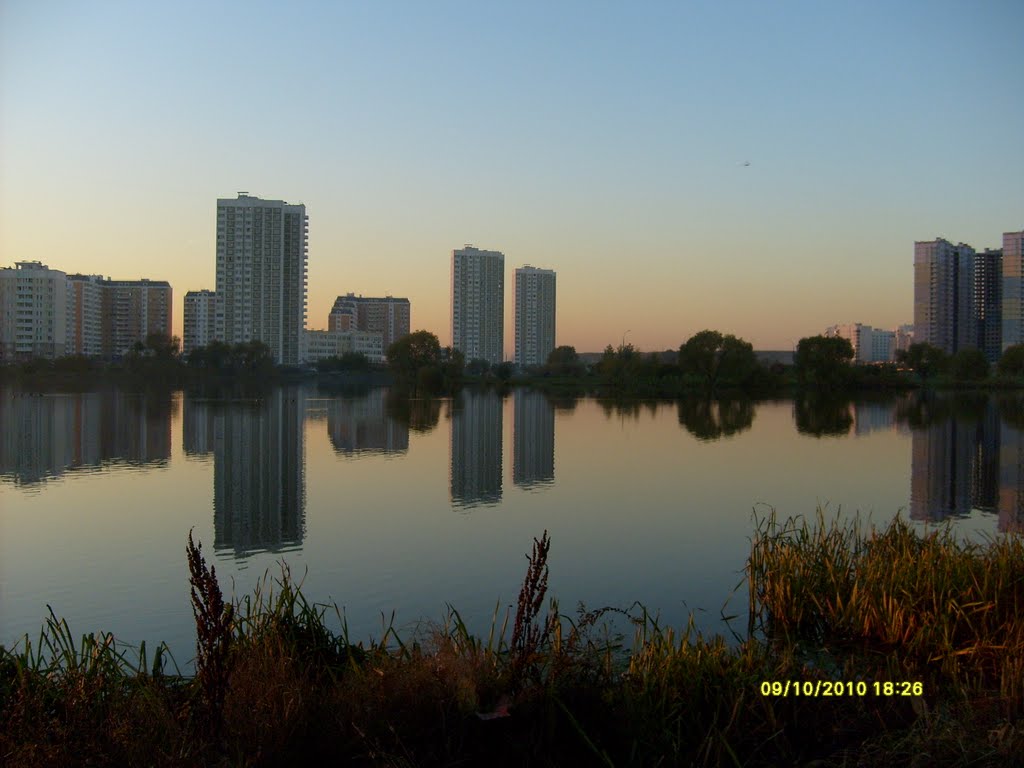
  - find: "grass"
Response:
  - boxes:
[2,514,1023,766]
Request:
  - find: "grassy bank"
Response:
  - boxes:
[2,514,1022,767]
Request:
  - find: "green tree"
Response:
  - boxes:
[794,335,854,390]
[144,332,180,360]
[997,344,1024,377]
[950,347,989,382]
[679,330,758,391]
[545,345,585,377]
[897,342,948,384]
[386,330,456,393]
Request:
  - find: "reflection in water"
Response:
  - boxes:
[793,396,853,437]
[0,390,173,484]
[326,390,409,455]
[385,392,442,433]
[852,401,906,436]
[513,390,554,488]
[184,389,306,558]
[677,399,754,441]
[450,389,503,508]
[907,395,1021,531]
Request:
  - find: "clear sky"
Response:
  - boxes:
[2,0,1022,353]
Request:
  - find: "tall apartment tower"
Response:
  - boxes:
[216,194,308,366]
[0,261,68,360]
[451,246,504,365]
[183,290,218,356]
[328,293,411,350]
[914,238,976,355]
[65,274,105,357]
[514,265,556,367]
[1004,230,1024,352]
[975,248,1003,363]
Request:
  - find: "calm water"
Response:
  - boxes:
[2,385,1022,666]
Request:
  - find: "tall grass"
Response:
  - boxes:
[1,510,1022,766]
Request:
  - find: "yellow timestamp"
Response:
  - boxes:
[759,680,924,697]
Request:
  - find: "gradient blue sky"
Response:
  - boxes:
[2,0,1022,352]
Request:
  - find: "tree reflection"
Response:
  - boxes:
[677,398,754,441]
[385,392,441,433]
[793,396,853,437]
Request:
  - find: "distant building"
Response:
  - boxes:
[183,290,218,356]
[65,274,105,357]
[102,279,172,357]
[328,293,410,351]
[895,324,915,356]
[216,194,308,366]
[870,328,895,363]
[0,261,68,360]
[914,238,976,355]
[1004,230,1024,352]
[975,248,1003,363]
[452,246,504,365]
[302,329,385,364]
[514,266,556,367]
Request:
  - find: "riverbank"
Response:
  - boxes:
[2,512,1021,767]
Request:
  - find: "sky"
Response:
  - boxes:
[2,0,1022,353]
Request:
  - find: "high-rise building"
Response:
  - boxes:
[65,275,105,357]
[914,238,976,355]
[1003,230,1024,352]
[451,246,504,365]
[0,261,68,360]
[514,265,556,367]
[183,290,217,356]
[102,279,172,357]
[824,323,875,363]
[328,293,410,351]
[975,248,1003,362]
[216,193,308,366]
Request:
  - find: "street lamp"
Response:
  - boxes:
[621,329,631,352]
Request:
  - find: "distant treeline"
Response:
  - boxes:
[4,330,1024,396]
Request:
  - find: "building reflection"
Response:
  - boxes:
[513,389,554,488]
[0,390,172,484]
[183,389,306,558]
[326,389,408,455]
[450,389,502,508]
[908,398,1020,530]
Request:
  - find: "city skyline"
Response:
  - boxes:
[2,2,1022,352]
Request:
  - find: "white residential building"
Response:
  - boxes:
[302,329,385,364]
[216,193,308,366]
[184,290,218,356]
[914,238,976,355]
[66,274,105,357]
[0,261,68,360]
[452,246,504,365]
[514,265,556,367]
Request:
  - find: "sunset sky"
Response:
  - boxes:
[2,0,1022,353]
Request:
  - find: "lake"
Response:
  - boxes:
[1,384,1022,668]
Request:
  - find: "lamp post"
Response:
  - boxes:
[621,329,631,353]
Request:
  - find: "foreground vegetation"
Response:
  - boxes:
[2,512,1022,767]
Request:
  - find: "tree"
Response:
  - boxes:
[950,347,989,382]
[897,342,948,384]
[144,332,180,360]
[545,345,585,377]
[679,330,758,390]
[997,344,1024,377]
[386,330,454,393]
[794,335,854,390]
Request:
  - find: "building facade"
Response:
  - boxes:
[975,248,1003,362]
[302,329,385,364]
[1004,230,1024,352]
[452,246,504,365]
[0,261,68,360]
[216,194,308,366]
[328,293,410,351]
[183,290,217,356]
[102,279,172,357]
[514,265,556,367]
[914,238,976,355]
[65,275,105,357]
